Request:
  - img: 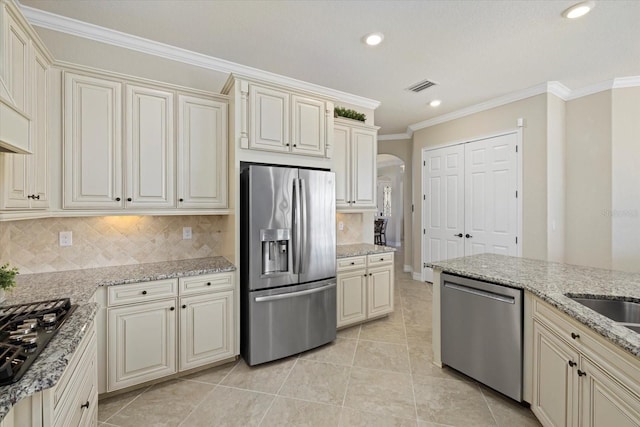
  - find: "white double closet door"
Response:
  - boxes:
[423,132,519,282]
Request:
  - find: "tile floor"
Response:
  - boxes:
[97,250,541,427]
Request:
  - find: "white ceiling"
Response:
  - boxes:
[19,0,640,136]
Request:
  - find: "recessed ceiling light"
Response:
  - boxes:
[430,100,442,107]
[562,1,594,19]
[364,32,384,46]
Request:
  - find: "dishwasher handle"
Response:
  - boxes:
[444,282,515,304]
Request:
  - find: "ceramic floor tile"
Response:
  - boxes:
[220,357,295,394]
[413,376,496,426]
[181,359,238,384]
[180,386,274,427]
[278,359,350,405]
[299,337,357,365]
[339,407,418,426]
[481,386,541,427]
[343,367,416,419]
[98,386,149,422]
[359,317,407,344]
[337,324,361,339]
[107,379,215,427]
[354,340,410,373]
[260,396,342,426]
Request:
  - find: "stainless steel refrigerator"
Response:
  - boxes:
[240,164,336,366]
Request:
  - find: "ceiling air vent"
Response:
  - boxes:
[406,79,437,93]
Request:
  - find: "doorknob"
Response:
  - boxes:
[465,234,473,238]
[454,233,463,238]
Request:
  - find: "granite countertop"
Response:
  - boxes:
[337,243,396,258]
[0,256,236,422]
[428,253,640,357]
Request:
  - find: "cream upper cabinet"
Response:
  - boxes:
[125,84,174,209]
[225,77,333,158]
[333,119,378,210]
[249,84,289,153]
[64,72,123,209]
[177,94,228,209]
[5,9,29,114]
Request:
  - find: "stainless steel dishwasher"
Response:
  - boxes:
[441,273,523,401]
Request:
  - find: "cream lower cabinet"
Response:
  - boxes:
[2,321,98,427]
[337,253,394,328]
[531,297,640,427]
[333,118,378,210]
[104,272,235,392]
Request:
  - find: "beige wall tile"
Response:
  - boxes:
[337,213,363,244]
[2,215,229,274]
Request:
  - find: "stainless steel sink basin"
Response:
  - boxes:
[567,295,640,333]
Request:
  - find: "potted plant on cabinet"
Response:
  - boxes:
[0,263,19,304]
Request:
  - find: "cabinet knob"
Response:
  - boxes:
[380,258,384,261]
[293,144,297,147]
[571,332,580,340]
[182,304,187,309]
[285,143,290,147]
[142,290,147,295]
[206,282,212,286]
[179,198,184,202]
[369,273,372,276]
[170,307,175,311]
[127,197,132,202]
[568,360,577,367]
[350,262,355,265]
[363,274,367,277]
[115,197,121,201]
[80,401,90,410]
[577,369,586,377]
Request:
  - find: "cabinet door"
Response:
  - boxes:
[249,85,289,152]
[6,11,30,114]
[29,47,49,208]
[64,73,123,209]
[179,290,234,371]
[367,264,394,318]
[107,299,177,391]
[125,85,174,208]
[291,95,325,157]
[177,95,228,209]
[580,358,640,427]
[333,124,351,208]
[532,321,580,427]
[337,268,367,328]
[351,128,377,208]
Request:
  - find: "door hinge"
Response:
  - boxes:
[516,236,518,244]
[423,160,426,166]
[423,229,426,235]
[411,204,414,213]
[516,145,518,153]
[423,194,426,200]
[423,262,427,268]
[516,190,518,198]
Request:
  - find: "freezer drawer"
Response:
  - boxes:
[441,273,523,401]
[242,279,336,366]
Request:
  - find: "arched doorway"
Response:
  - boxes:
[376,154,404,247]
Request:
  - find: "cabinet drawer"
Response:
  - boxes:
[179,272,234,296]
[367,252,394,266]
[52,323,95,411]
[337,256,367,272]
[108,279,178,306]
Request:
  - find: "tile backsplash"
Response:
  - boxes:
[0,215,228,274]
[336,213,363,244]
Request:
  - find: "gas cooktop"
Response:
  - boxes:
[0,298,77,386]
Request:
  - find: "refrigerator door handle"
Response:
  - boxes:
[292,177,302,274]
[300,178,307,274]
[254,282,336,302]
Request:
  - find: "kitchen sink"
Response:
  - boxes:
[567,295,640,333]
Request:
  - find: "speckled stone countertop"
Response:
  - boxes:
[428,253,640,357]
[337,243,396,258]
[0,256,236,422]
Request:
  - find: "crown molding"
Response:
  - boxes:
[378,132,412,141]
[613,76,640,89]
[19,4,380,110]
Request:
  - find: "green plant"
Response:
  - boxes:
[0,263,19,291]
[334,106,366,122]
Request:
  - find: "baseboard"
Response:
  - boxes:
[412,272,422,281]
[403,265,412,273]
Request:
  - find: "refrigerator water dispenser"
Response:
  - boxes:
[260,229,290,275]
